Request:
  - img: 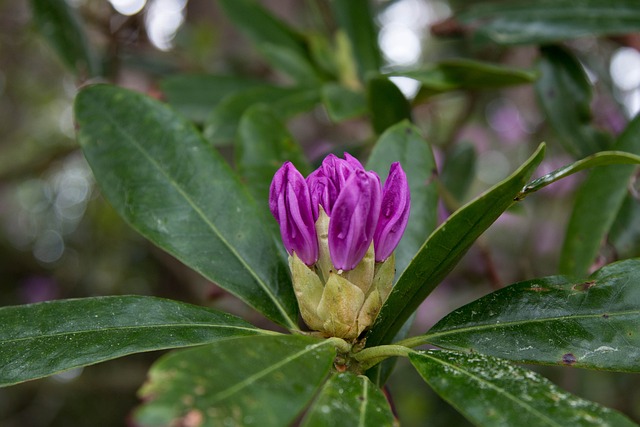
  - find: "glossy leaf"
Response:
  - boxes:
[365,144,545,349]
[30,0,99,77]
[560,115,640,276]
[367,76,412,135]
[135,335,335,427]
[204,85,320,145]
[331,0,382,79]
[301,372,395,427]
[410,350,636,427]
[457,0,640,45]
[0,296,266,387]
[236,104,310,202]
[535,46,611,158]
[391,59,538,96]
[321,83,367,122]
[517,150,640,200]
[413,259,640,372]
[218,0,320,83]
[160,75,265,123]
[367,121,438,277]
[75,85,298,328]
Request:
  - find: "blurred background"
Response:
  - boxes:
[1,0,639,425]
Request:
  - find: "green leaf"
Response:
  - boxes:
[560,115,640,276]
[204,85,320,145]
[440,142,477,203]
[413,259,640,372]
[365,143,545,349]
[75,84,298,328]
[236,104,310,202]
[321,83,367,122]
[135,335,335,427]
[367,76,412,135]
[410,350,636,427]
[30,0,100,77]
[457,0,640,45]
[301,372,395,427]
[535,46,611,158]
[218,0,321,83]
[0,296,266,387]
[160,75,265,123]
[609,195,640,259]
[366,121,438,277]
[331,0,382,79]
[390,59,538,96]
[517,150,640,199]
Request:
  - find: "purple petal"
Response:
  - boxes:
[373,162,410,262]
[328,170,382,270]
[307,168,339,218]
[343,152,365,170]
[269,162,318,265]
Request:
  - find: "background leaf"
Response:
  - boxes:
[30,0,100,77]
[534,46,611,158]
[135,335,335,427]
[236,104,310,202]
[366,121,438,277]
[416,259,640,372]
[160,75,265,123]
[321,83,367,122]
[609,195,640,259]
[0,296,265,387]
[365,144,545,349]
[560,115,640,276]
[391,59,538,97]
[203,85,320,145]
[331,0,382,79]
[367,76,412,135]
[439,142,477,204]
[301,372,395,427]
[410,350,636,426]
[457,0,640,45]
[75,84,298,328]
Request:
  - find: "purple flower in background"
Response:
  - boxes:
[269,162,318,265]
[270,154,410,270]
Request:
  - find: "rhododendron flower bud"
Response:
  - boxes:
[269,162,318,265]
[270,154,411,340]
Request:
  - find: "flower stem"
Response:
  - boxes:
[352,344,415,370]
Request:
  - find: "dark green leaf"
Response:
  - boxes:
[410,350,636,426]
[367,76,412,135]
[331,0,382,79]
[517,150,640,199]
[236,104,310,202]
[440,142,477,203]
[321,83,367,122]
[365,144,545,348]
[204,85,320,145]
[560,115,640,276]
[415,259,640,372]
[160,75,265,123]
[391,59,538,96]
[218,0,321,83]
[135,335,335,427]
[0,296,265,387]
[609,194,640,259]
[75,85,298,328]
[30,0,100,77]
[301,372,395,427]
[457,0,640,45]
[535,46,611,158]
[366,121,438,276]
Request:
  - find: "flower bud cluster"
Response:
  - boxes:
[270,153,410,340]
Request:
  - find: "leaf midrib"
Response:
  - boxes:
[420,352,563,427]
[96,101,296,329]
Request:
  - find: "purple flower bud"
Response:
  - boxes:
[307,153,362,218]
[374,162,410,262]
[269,162,318,265]
[328,169,382,270]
